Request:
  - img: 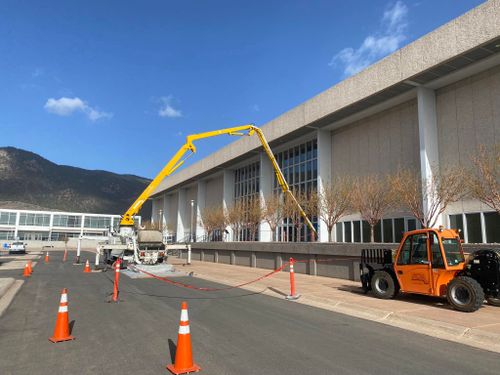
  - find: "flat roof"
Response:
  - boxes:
[153,0,500,197]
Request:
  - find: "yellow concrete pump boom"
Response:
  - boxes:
[120,124,317,237]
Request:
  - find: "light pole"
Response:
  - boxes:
[190,199,195,243]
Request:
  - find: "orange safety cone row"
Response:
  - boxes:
[44,252,49,263]
[167,301,201,374]
[23,262,31,277]
[27,260,33,274]
[111,259,121,302]
[49,288,75,343]
[285,257,300,301]
[83,259,91,273]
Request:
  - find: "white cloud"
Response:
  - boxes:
[44,97,112,121]
[329,1,408,77]
[158,96,182,118]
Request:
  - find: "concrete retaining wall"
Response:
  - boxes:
[187,242,500,281]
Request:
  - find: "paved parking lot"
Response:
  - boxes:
[0,251,499,375]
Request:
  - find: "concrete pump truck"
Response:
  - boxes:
[99,124,317,266]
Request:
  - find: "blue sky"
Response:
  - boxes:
[0,0,485,178]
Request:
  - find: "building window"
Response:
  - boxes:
[0,212,17,226]
[449,214,464,239]
[353,221,361,242]
[234,162,260,241]
[394,218,405,243]
[466,213,482,243]
[50,232,80,241]
[17,231,49,241]
[53,215,82,228]
[0,231,15,240]
[383,219,393,243]
[484,212,500,243]
[275,139,318,242]
[19,213,50,227]
[344,221,352,243]
[84,216,111,229]
[336,222,343,242]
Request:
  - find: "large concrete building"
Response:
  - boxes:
[151,1,500,245]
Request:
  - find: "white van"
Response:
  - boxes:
[9,242,27,254]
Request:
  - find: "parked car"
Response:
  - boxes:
[9,241,27,255]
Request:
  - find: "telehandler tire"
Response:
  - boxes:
[447,276,484,312]
[371,271,398,299]
[487,297,500,307]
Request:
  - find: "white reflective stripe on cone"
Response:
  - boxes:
[59,305,68,313]
[178,325,190,334]
[60,294,68,303]
[180,309,189,322]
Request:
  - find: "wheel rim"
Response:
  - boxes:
[375,277,389,294]
[451,284,472,306]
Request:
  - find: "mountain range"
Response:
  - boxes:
[0,147,152,216]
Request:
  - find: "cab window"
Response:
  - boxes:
[430,233,444,268]
[397,233,428,265]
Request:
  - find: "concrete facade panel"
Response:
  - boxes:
[166,193,178,231]
[203,249,216,263]
[218,250,231,264]
[331,100,419,178]
[437,65,500,169]
[255,252,276,270]
[235,251,252,267]
[205,176,223,207]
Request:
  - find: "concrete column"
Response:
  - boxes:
[259,151,274,242]
[310,256,317,276]
[230,251,236,265]
[223,170,235,241]
[417,87,442,227]
[151,199,158,225]
[196,181,206,240]
[317,129,332,242]
[14,211,20,239]
[162,194,169,239]
[251,252,257,267]
[177,189,186,241]
[80,215,85,236]
[214,250,219,263]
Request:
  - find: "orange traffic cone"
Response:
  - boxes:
[83,259,91,273]
[27,260,33,274]
[167,301,201,374]
[63,248,68,262]
[49,288,75,343]
[23,263,31,277]
[44,252,49,263]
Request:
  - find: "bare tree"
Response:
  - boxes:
[317,177,354,242]
[282,190,311,242]
[226,200,245,241]
[243,197,263,241]
[354,174,396,242]
[201,206,226,241]
[468,144,500,213]
[262,193,284,242]
[391,167,465,228]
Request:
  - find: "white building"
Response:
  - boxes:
[0,209,139,242]
[150,1,500,244]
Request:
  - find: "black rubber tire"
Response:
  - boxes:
[487,297,500,307]
[370,271,397,299]
[447,276,485,312]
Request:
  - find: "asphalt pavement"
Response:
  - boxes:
[0,251,499,375]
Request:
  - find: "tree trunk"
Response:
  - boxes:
[370,225,375,243]
[328,226,333,242]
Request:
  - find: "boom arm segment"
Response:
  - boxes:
[120,125,317,237]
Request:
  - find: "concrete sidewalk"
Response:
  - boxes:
[167,258,500,354]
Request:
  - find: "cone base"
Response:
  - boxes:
[285,294,301,301]
[84,270,91,273]
[166,363,201,374]
[49,335,75,343]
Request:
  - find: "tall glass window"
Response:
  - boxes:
[53,215,81,228]
[0,212,17,225]
[19,213,50,227]
[274,139,318,242]
[17,231,49,241]
[0,231,15,240]
[234,162,260,241]
[84,216,111,229]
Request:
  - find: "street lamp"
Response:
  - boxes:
[190,199,195,243]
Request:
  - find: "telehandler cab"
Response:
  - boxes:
[360,228,500,312]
